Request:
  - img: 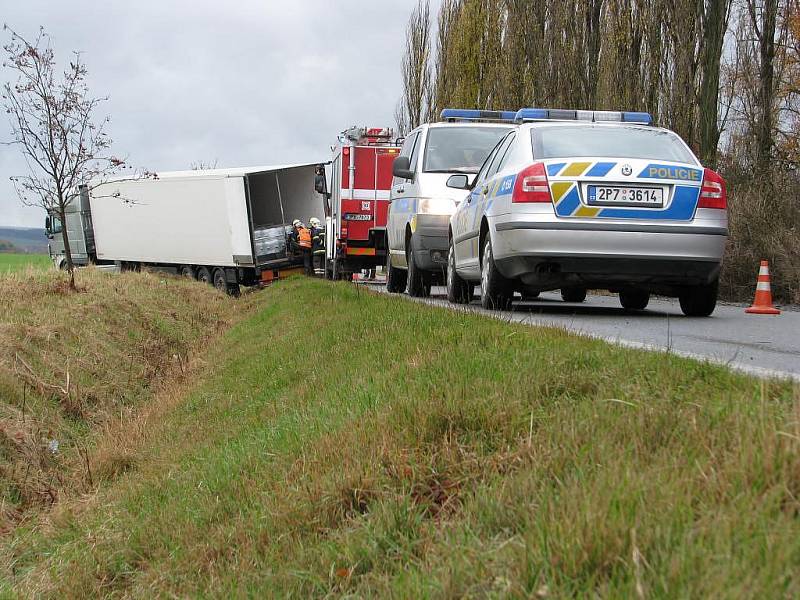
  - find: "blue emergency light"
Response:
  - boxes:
[514,108,652,125]
[440,108,518,123]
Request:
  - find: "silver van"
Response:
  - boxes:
[386,115,512,296]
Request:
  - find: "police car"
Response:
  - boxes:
[445,108,727,316]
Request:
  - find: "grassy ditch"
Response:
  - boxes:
[2,277,799,597]
[0,268,247,532]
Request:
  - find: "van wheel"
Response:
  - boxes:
[196,266,212,284]
[679,279,718,317]
[407,246,430,297]
[619,289,650,311]
[446,241,471,304]
[480,236,512,310]
[561,287,587,303]
[386,252,407,293]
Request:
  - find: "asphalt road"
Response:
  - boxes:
[371,283,800,382]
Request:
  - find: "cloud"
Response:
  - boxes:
[1,0,421,227]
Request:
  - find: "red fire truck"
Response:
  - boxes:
[323,126,400,279]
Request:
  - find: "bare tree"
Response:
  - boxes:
[1,26,146,289]
[397,0,432,134]
[190,159,219,170]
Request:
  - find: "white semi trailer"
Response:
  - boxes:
[45,163,327,295]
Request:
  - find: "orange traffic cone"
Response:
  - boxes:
[745,260,781,315]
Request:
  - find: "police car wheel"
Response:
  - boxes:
[407,247,430,298]
[679,279,718,317]
[386,252,407,293]
[561,287,587,303]
[619,289,650,311]
[446,241,471,304]
[479,236,512,310]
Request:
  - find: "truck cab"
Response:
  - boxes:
[386,110,513,297]
[45,186,96,269]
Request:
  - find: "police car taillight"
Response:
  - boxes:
[512,163,551,203]
[699,168,727,209]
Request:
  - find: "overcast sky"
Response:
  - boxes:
[1,1,432,227]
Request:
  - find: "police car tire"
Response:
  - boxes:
[386,252,407,293]
[679,280,718,317]
[561,287,587,303]
[480,236,512,310]
[619,289,650,311]
[446,241,471,304]
[407,247,430,298]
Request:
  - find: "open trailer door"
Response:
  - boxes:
[245,163,327,269]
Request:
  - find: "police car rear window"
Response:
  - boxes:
[530,125,697,164]
[424,126,512,174]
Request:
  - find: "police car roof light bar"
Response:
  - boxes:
[515,108,652,125]
[440,108,518,123]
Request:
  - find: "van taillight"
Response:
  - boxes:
[698,168,727,209]
[512,163,552,203]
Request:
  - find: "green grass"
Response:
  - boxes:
[0,267,247,532]
[0,253,51,273]
[2,277,799,597]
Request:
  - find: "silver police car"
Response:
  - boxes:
[446,108,727,316]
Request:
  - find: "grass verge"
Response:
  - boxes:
[0,267,248,532]
[2,277,799,597]
[0,254,51,274]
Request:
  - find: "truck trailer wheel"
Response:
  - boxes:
[179,265,194,278]
[195,266,212,284]
[212,268,228,293]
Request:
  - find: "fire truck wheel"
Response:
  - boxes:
[386,253,407,293]
[195,266,212,285]
[407,247,431,298]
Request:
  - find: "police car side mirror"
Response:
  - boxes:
[446,174,470,190]
[392,156,414,180]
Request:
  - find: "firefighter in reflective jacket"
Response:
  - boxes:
[309,217,325,274]
[289,219,314,276]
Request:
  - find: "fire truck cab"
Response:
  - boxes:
[324,126,400,280]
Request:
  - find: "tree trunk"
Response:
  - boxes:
[756,0,778,173]
[698,0,730,168]
[58,200,76,290]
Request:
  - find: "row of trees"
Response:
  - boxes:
[397,0,799,174]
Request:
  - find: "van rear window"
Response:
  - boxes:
[423,126,511,174]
